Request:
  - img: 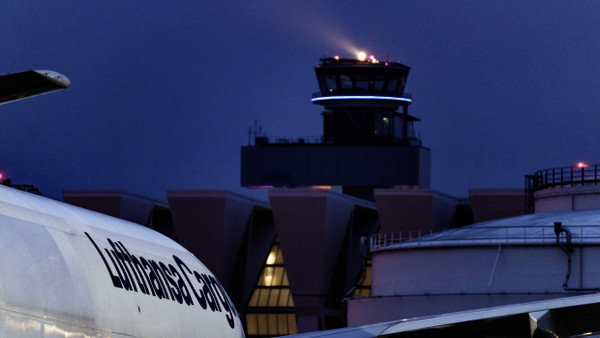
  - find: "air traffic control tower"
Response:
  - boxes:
[241,56,430,200]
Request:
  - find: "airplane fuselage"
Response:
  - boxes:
[0,185,244,337]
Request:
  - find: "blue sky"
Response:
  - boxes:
[1,1,599,201]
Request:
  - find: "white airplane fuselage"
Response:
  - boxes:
[0,184,244,337]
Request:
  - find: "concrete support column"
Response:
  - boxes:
[374,188,457,233]
[63,190,161,225]
[268,188,374,332]
[167,190,263,293]
[469,188,525,222]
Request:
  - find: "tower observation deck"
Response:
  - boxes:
[312,56,415,145]
[241,55,430,200]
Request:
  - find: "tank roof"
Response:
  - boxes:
[373,209,600,250]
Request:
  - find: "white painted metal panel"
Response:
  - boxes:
[0,185,245,337]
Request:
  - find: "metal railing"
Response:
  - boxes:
[531,165,600,192]
[251,135,324,146]
[311,91,412,100]
[370,225,600,251]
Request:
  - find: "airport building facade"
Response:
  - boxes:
[61,58,600,336]
[62,186,526,335]
[61,56,533,336]
[62,170,600,335]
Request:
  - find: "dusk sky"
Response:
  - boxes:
[2,2,599,201]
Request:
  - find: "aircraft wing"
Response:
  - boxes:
[0,69,70,105]
[287,293,600,337]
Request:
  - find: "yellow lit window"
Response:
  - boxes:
[246,238,297,337]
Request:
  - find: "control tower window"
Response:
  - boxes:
[388,79,399,93]
[372,75,386,92]
[407,120,415,138]
[325,75,337,93]
[340,75,353,89]
[394,116,403,141]
[374,113,392,136]
[355,75,369,92]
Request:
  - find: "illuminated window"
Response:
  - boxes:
[246,239,297,337]
[352,259,372,297]
[325,75,337,93]
[374,113,392,136]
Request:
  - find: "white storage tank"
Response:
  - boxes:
[347,209,600,326]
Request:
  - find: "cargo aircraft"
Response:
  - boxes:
[0,70,245,337]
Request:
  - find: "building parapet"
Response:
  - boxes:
[526,164,600,213]
[370,225,600,251]
[249,135,324,146]
[530,164,600,192]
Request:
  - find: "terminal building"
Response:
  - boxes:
[59,56,599,337]
[62,186,529,336]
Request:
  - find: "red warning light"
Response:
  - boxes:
[577,162,589,168]
[334,55,340,60]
